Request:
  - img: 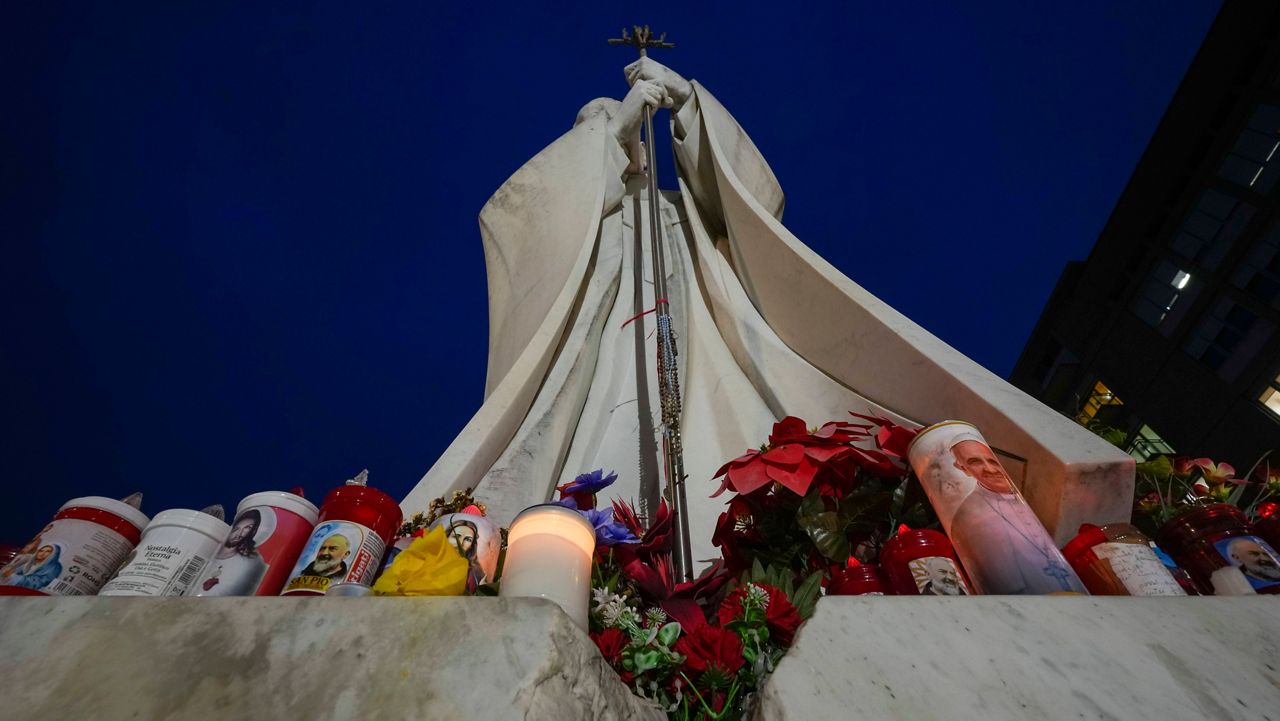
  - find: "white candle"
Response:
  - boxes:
[500,504,596,630]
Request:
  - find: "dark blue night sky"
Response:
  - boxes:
[1,2,1220,540]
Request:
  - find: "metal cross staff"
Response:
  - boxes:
[607,25,694,582]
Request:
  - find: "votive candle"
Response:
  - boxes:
[499,504,596,629]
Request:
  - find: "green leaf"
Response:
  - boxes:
[656,621,681,647]
[1136,455,1174,480]
[798,491,825,518]
[630,648,662,674]
[797,510,850,561]
[791,570,823,620]
[890,477,909,516]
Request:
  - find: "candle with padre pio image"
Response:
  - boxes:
[907,421,1087,595]
[879,528,975,596]
[281,472,402,596]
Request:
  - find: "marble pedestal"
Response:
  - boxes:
[755,596,1280,721]
[0,597,662,721]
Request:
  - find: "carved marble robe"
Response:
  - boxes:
[402,81,1134,566]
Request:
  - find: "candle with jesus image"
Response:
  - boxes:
[907,421,1087,595]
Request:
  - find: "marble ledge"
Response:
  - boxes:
[3,595,1275,721]
[756,596,1280,721]
[0,596,663,721]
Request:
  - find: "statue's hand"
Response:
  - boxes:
[608,79,670,148]
[625,57,692,108]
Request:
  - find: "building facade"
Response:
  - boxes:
[1011,3,1280,468]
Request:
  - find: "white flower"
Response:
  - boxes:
[644,607,668,628]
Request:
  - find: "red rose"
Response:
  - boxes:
[675,624,744,679]
[717,583,803,647]
[591,627,627,665]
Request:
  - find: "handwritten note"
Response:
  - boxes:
[1094,542,1185,596]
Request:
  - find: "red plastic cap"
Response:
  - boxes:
[1061,524,1108,565]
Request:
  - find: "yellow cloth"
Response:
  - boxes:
[372,527,469,596]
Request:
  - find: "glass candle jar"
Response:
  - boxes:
[282,483,402,596]
[1061,523,1184,596]
[827,563,890,595]
[906,421,1087,595]
[1252,503,1280,552]
[1156,503,1280,595]
[880,528,974,596]
[500,504,596,630]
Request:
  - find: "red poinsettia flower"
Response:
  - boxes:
[712,417,878,498]
[849,411,919,460]
[675,624,744,683]
[711,495,764,569]
[591,627,627,665]
[717,583,803,647]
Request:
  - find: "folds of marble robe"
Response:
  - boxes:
[401,81,1135,565]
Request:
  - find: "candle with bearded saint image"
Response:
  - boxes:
[281,477,402,596]
[908,422,1087,595]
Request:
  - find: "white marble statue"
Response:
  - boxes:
[402,58,1134,565]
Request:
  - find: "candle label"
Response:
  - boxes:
[282,520,385,595]
[1092,542,1184,596]
[195,504,316,596]
[908,422,1087,594]
[907,556,971,596]
[99,542,210,597]
[0,518,133,596]
[1212,535,1280,590]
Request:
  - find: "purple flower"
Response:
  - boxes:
[558,469,618,496]
[583,507,640,546]
[555,469,619,511]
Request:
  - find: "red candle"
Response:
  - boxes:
[1156,503,1280,595]
[1061,523,1184,596]
[827,563,890,595]
[880,528,974,596]
[1252,502,1280,552]
[281,482,402,596]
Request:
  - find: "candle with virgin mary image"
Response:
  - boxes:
[427,512,500,594]
[907,422,1087,595]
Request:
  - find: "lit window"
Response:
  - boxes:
[1219,104,1280,193]
[1128,424,1175,462]
[1132,260,1196,331]
[1077,381,1123,425]
[1169,189,1254,271]
[1262,375,1280,419]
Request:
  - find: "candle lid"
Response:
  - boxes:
[237,491,320,524]
[59,496,150,532]
[905,420,981,455]
[146,509,232,540]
